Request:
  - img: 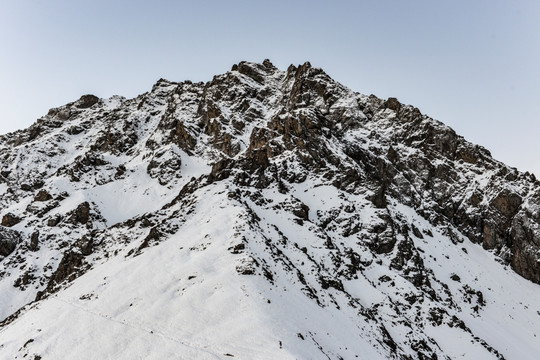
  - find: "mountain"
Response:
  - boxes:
[1,60,539,359]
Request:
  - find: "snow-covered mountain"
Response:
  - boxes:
[1,60,539,359]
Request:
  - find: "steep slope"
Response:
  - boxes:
[0,60,539,359]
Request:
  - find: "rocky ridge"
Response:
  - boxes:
[0,60,539,359]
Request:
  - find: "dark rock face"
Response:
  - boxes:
[75,95,99,109]
[1,213,21,227]
[47,214,62,227]
[33,190,52,202]
[510,212,540,283]
[491,189,522,218]
[171,120,196,151]
[29,231,39,251]
[46,251,87,293]
[201,62,540,285]
[0,226,21,257]
[383,97,401,113]
[76,235,93,256]
[70,202,91,224]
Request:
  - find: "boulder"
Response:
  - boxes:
[75,95,99,109]
[0,226,21,257]
[1,213,21,227]
[70,202,91,224]
[34,189,53,202]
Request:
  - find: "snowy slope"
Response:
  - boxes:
[1,60,539,359]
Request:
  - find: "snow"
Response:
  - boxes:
[0,184,388,359]
[389,200,540,359]
[425,325,494,359]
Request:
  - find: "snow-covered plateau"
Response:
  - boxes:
[0,60,539,359]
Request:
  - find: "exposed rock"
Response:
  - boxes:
[236,61,267,84]
[0,226,21,257]
[1,213,21,227]
[47,214,62,227]
[292,202,310,221]
[509,213,540,283]
[137,227,162,253]
[29,231,39,251]
[75,95,99,109]
[33,190,52,202]
[491,189,522,218]
[171,120,196,151]
[70,202,91,224]
[383,97,401,113]
[76,235,93,256]
[46,251,87,292]
[319,276,344,291]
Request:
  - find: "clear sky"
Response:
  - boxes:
[1,0,539,175]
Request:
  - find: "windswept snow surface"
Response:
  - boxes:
[1,181,539,359]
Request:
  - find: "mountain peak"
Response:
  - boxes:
[1,61,539,359]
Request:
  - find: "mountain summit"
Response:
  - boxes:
[1,60,539,359]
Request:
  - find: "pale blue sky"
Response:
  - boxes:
[1,0,539,175]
